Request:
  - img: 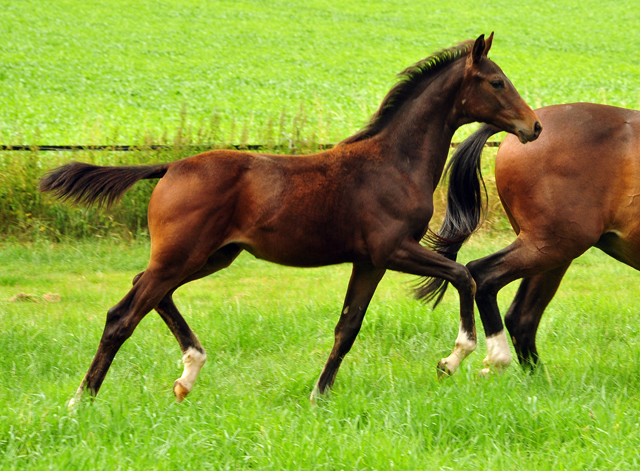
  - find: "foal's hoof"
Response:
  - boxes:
[68,384,88,412]
[479,365,508,377]
[437,359,451,380]
[68,396,81,412]
[309,385,324,405]
[173,380,190,403]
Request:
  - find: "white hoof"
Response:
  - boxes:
[479,367,493,376]
[438,326,477,378]
[173,380,190,403]
[173,347,207,402]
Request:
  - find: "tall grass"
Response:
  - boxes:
[3,0,639,146]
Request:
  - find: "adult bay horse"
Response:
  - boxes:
[40,34,541,406]
[428,102,640,373]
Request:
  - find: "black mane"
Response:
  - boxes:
[341,40,474,145]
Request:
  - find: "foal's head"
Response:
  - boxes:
[458,33,541,143]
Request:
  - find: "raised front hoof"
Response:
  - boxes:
[437,359,452,380]
[173,380,190,403]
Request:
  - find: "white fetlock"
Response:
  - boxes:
[309,385,322,405]
[481,331,512,376]
[438,326,477,379]
[68,383,86,411]
[173,347,207,402]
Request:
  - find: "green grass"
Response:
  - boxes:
[1,237,640,469]
[2,0,640,145]
[3,2,640,468]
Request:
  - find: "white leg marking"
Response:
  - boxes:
[438,324,477,376]
[174,347,207,401]
[481,330,512,375]
[68,383,85,411]
[310,383,322,405]
[310,366,330,405]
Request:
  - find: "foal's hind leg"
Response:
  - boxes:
[467,237,579,375]
[133,244,243,402]
[310,262,385,403]
[504,263,571,369]
[69,264,199,407]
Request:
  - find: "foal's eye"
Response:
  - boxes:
[490,79,505,90]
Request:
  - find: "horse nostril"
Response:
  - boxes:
[534,121,542,137]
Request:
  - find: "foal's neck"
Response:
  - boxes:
[381,60,467,188]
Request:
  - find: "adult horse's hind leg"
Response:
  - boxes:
[310,262,386,403]
[468,237,580,375]
[504,263,571,368]
[133,244,243,402]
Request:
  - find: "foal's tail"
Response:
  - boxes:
[39,162,170,208]
[417,124,500,306]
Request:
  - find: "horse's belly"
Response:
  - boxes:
[237,232,361,268]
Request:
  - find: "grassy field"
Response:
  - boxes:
[2,0,640,145]
[3,1,640,469]
[1,237,640,469]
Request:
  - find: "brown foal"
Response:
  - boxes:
[40,34,540,405]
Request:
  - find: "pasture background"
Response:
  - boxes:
[2,0,640,469]
[2,0,640,145]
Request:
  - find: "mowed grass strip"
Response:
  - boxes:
[1,238,639,469]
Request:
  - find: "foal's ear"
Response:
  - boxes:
[472,34,486,63]
[483,32,494,56]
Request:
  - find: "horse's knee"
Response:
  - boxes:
[449,264,475,296]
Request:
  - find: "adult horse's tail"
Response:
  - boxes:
[417,124,500,306]
[39,162,170,208]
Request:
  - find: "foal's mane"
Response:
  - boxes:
[341,40,474,145]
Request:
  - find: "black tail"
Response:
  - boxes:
[39,162,170,208]
[415,124,501,306]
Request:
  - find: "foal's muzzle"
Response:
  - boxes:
[516,120,542,143]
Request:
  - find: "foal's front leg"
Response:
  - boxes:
[311,262,386,403]
[385,239,477,376]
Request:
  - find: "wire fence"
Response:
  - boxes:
[0,142,501,152]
